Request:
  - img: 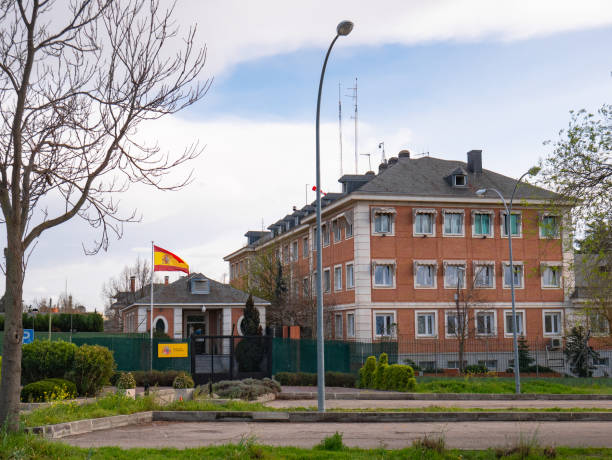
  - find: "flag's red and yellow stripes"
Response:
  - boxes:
[153,245,189,274]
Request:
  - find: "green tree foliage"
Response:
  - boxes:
[67,344,116,396]
[21,341,78,385]
[240,294,261,336]
[358,354,416,392]
[517,336,535,372]
[17,312,103,332]
[358,356,376,388]
[564,326,600,377]
[236,295,265,372]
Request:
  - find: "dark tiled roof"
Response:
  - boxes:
[355,156,557,200]
[130,273,269,306]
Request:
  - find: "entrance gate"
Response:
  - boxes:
[190,335,272,385]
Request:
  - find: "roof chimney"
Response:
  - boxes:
[398,150,411,159]
[129,276,135,293]
[388,157,398,166]
[467,150,482,174]
[292,206,297,211]
[164,276,169,285]
[378,162,388,173]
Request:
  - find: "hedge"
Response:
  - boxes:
[131,370,185,387]
[21,378,77,402]
[358,353,416,392]
[67,344,115,396]
[9,312,104,332]
[274,371,357,388]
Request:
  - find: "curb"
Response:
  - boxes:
[29,409,612,439]
[278,392,612,401]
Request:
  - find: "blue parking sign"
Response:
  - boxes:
[23,329,34,344]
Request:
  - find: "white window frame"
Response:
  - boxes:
[442,209,465,237]
[345,262,355,290]
[153,315,168,334]
[539,213,561,239]
[332,219,342,243]
[372,259,396,289]
[541,262,562,289]
[322,222,330,246]
[415,310,438,338]
[414,260,438,289]
[453,174,467,187]
[413,209,437,237]
[542,310,563,337]
[471,210,494,238]
[473,261,496,289]
[335,313,343,339]
[371,207,396,236]
[502,261,524,289]
[504,309,525,337]
[500,211,522,238]
[347,312,355,338]
[291,241,299,262]
[445,310,467,338]
[302,236,309,258]
[374,310,396,338]
[323,268,331,293]
[474,310,497,337]
[334,264,343,292]
[443,261,466,289]
[344,216,353,239]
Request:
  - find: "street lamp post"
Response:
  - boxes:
[315,20,353,413]
[476,166,540,394]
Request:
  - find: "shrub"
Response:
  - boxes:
[464,364,488,374]
[358,356,376,389]
[324,371,357,388]
[212,378,280,400]
[172,372,194,389]
[374,353,389,390]
[386,364,416,391]
[116,372,136,389]
[21,340,78,384]
[315,432,345,451]
[273,371,356,387]
[67,344,115,396]
[21,378,77,402]
[132,370,182,387]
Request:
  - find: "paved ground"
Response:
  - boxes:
[266,399,612,409]
[63,421,612,449]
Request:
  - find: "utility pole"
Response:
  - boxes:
[338,82,343,176]
[346,77,358,173]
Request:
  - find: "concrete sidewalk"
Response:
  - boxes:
[267,399,612,409]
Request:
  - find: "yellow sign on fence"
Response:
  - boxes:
[157,343,188,358]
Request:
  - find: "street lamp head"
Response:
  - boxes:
[337,21,354,36]
[475,189,487,196]
[527,166,541,177]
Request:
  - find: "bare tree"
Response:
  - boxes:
[0,0,210,429]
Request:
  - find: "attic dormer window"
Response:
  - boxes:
[453,174,467,187]
[191,278,210,294]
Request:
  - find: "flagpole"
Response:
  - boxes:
[150,240,154,372]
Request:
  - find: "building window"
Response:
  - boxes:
[478,360,498,370]
[540,215,560,238]
[415,262,437,288]
[474,263,495,288]
[446,311,466,337]
[543,311,562,336]
[504,311,525,336]
[447,360,467,369]
[541,264,561,288]
[373,262,395,287]
[303,277,309,297]
[414,210,435,235]
[375,312,395,337]
[453,174,466,187]
[322,223,330,246]
[443,211,464,236]
[347,313,355,338]
[501,212,521,237]
[283,245,289,264]
[303,237,309,258]
[503,262,524,288]
[335,313,343,339]
[154,317,167,334]
[346,263,354,289]
[444,263,466,289]
[476,311,496,336]
[334,265,342,291]
[332,219,342,242]
[416,311,436,337]
[473,212,492,237]
[345,219,353,238]
[372,209,395,234]
[323,268,331,293]
[291,241,298,261]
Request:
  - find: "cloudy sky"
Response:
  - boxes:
[15,0,612,311]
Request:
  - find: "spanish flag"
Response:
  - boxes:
[153,245,189,274]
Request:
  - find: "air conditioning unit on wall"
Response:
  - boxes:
[550,338,562,350]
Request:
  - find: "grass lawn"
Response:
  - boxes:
[2,431,612,460]
[414,377,612,394]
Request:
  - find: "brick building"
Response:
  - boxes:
[225,151,573,353]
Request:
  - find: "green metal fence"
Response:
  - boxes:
[271,338,398,375]
[0,332,190,372]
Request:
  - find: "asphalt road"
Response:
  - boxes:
[63,421,612,449]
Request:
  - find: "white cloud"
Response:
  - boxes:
[174,0,612,74]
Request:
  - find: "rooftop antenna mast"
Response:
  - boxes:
[346,77,358,173]
[338,82,343,176]
[378,142,386,164]
[360,153,372,172]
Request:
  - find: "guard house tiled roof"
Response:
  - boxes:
[125,273,270,307]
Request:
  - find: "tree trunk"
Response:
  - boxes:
[0,233,24,430]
